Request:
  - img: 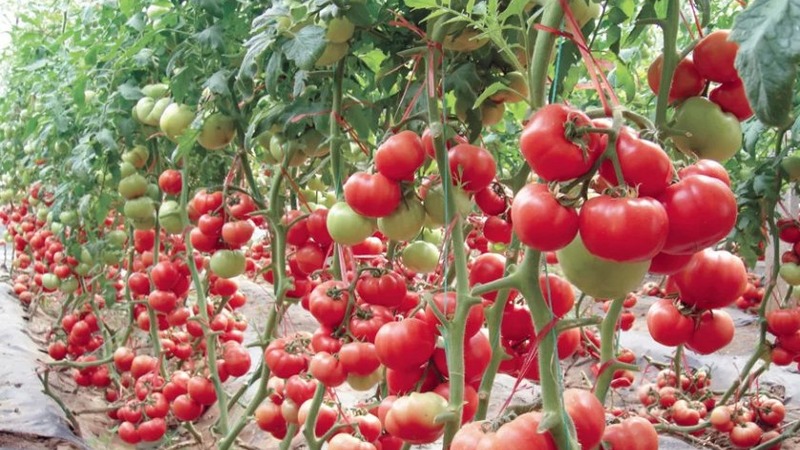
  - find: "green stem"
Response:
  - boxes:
[673,344,684,391]
[593,297,624,403]
[330,59,346,200]
[516,250,577,450]
[301,382,328,449]
[528,2,564,108]
[426,22,472,448]
[178,159,229,434]
[654,0,681,130]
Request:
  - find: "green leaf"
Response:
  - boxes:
[117,82,144,101]
[119,0,136,17]
[196,24,225,50]
[282,25,327,70]
[405,0,437,8]
[730,0,800,128]
[695,0,711,27]
[203,70,232,98]
[472,82,506,109]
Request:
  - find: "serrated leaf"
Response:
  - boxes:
[730,0,800,127]
[117,82,144,101]
[405,0,436,8]
[203,70,231,98]
[627,2,658,44]
[196,24,225,50]
[282,25,327,70]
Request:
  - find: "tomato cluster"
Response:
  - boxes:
[709,394,786,448]
[648,30,751,163]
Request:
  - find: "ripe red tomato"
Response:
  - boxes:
[158,169,182,195]
[474,182,509,216]
[343,172,401,218]
[424,292,485,338]
[138,418,167,442]
[375,130,425,181]
[483,216,512,244]
[308,351,347,387]
[187,376,217,405]
[539,273,574,318]
[374,318,436,371]
[648,251,693,275]
[678,159,732,186]
[339,341,381,376]
[118,421,141,444]
[601,416,659,450]
[307,208,333,246]
[264,335,310,378]
[710,80,753,121]
[672,249,747,310]
[432,330,491,385]
[222,341,251,377]
[686,309,735,355]
[658,174,737,255]
[766,308,800,337]
[221,220,255,248]
[564,388,606,449]
[647,55,705,103]
[598,129,674,197]
[511,183,578,251]
[349,304,393,343]
[356,271,406,308]
[693,30,740,83]
[729,422,764,448]
[519,104,601,181]
[384,392,448,444]
[493,412,557,449]
[448,143,497,192]
[308,280,350,327]
[293,244,325,276]
[646,299,694,347]
[469,253,507,302]
[579,195,668,262]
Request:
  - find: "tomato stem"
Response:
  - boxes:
[515,249,578,450]
[593,296,624,403]
[654,0,681,131]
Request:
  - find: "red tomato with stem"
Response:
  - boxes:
[308,280,351,328]
[647,55,706,103]
[374,318,436,371]
[564,388,606,449]
[646,299,694,347]
[686,309,735,355]
[343,172,401,218]
[424,292,485,338]
[519,104,602,181]
[658,174,737,255]
[598,129,674,197]
[375,130,425,181]
[693,30,740,83]
[511,183,578,251]
[672,249,747,310]
[448,144,497,192]
[383,392,448,444]
[579,195,668,262]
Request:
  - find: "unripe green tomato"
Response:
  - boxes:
[159,103,195,142]
[402,241,440,273]
[315,42,349,67]
[146,183,161,201]
[102,251,122,265]
[210,250,246,279]
[141,83,169,98]
[107,230,128,247]
[124,197,155,221]
[421,228,444,245]
[159,200,185,234]
[308,177,327,191]
[42,273,60,290]
[326,202,374,245]
[134,97,156,125]
[144,97,171,126]
[80,248,94,265]
[132,216,156,230]
[781,154,800,181]
[120,161,137,178]
[122,145,149,169]
[378,196,426,241]
[197,113,237,150]
[74,263,91,277]
[423,184,472,226]
[671,96,742,162]
[300,128,329,157]
[50,222,64,234]
[346,367,383,391]
[326,17,355,44]
[59,210,79,227]
[118,173,148,199]
[60,277,79,294]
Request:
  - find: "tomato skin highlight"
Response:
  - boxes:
[383,392,448,444]
[646,299,694,347]
[375,130,425,181]
[686,309,735,355]
[647,55,705,103]
[598,128,674,197]
[672,249,748,310]
[343,172,401,218]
